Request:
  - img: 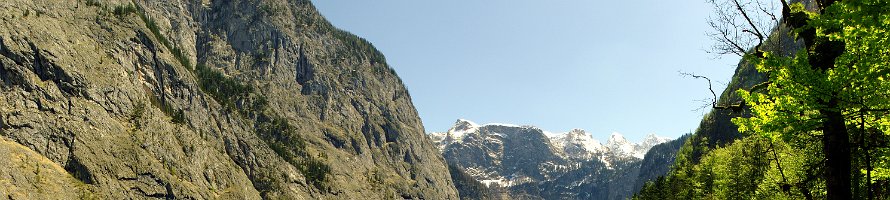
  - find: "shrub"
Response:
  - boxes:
[149,96,186,124]
[301,157,331,189]
[130,102,146,130]
[113,4,137,17]
[171,109,186,124]
[329,28,387,66]
[195,64,253,110]
[85,0,101,7]
[256,114,331,190]
[133,5,193,70]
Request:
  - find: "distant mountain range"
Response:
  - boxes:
[429,119,677,200]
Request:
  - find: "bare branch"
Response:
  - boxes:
[681,71,746,111]
[750,80,773,92]
[707,19,748,56]
[706,0,781,58]
[680,71,719,109]
[757,0,780,25]
[694,98,716,112]
[733,0,766,45]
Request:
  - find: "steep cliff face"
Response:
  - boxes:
[0,0,457,199]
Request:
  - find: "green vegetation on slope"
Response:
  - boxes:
[448,163,499,200]
[636,0,890,199]
[133,4,191,70]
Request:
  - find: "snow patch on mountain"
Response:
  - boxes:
[429,119,676,199]
[482,122,523,128]
[550,129,608,159]
[429,119,481,149]
[430,119,673,161]
[602,132,673,159]
[448,119,479,139]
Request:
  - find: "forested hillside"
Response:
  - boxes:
[633,134,689,191]
[635,0,890,199]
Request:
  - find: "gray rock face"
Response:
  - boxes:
[0,0,457,199]
[431,119,671,200]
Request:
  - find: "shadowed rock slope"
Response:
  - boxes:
[0,0,457,199]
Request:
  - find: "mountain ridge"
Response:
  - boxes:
[430,119,672,199]
[431,119,671,162]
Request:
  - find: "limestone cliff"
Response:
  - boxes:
[0,0,457,199]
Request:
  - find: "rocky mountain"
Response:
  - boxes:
[430,119,672,199]
[549,129,608,161]
[0,0,457,199]
[605,132,671,160]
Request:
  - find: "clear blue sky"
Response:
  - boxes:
[313,0,740,142]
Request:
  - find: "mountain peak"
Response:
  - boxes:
[452,119,479,130]
[434,119,675,160]
[642,134,668,143]
[445,119,480,140]
[603,132,674,159]
[608,132,629,145]
[567,128,586,136]
[637,134,672,157]
[553,129,607,159]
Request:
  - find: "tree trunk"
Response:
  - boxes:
[823,98,851,199]
[784,0,849,197]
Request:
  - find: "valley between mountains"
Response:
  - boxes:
[4,0,887,199]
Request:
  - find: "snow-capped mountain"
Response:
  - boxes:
[636,134,673,157]
[550,129,608,160]
[431,120,671,162]
[430,120,562,188]
[430,119,673,200]
[429,119,480,149]
[602,132,672,159]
